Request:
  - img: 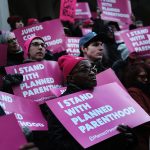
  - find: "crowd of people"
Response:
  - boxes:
[0,4,150,150]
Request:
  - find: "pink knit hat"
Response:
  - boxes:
[58,55,85,80]
[24,36,44,58]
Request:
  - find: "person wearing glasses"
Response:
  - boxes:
[1,32,24,66]
[58,55,97,94]
[24,36,66,63]
[1,36,53,93]
[45,55,140,150]
[24,36,47,62]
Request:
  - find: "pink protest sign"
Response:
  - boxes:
[114,30,128,43]
[119,22,130,30]
[0,114,27,150]
[75,2,92,19]
[0,44,7,66]
[66,37,80,56]
[60,0,77,23]
[97,0,101,8]
[5,61,63,104]
[98,0,132,24]
[81,28,92,35]
[96,68,125,90]
[14,19,66,54]
[46,83,150,148]
[51,87,67,98]
[0,91,48,131]
[121,26,150,55]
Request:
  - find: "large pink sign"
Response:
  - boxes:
[50,87,67,98]
[60,0,77,23]
[0,114,27,150]
[0,91,48,130]
[114,30,128,43]
[98,0,132,24]
[14,19,66,54]
[65,37,80,56]
[46,83,150,148]
[0,44,7,66]
[121,26,150,55]
[75,2,92,19]
[96,68,125,90]
[5,61,63,104]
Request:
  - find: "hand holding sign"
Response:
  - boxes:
[3,73,23,86]
[5,61,63,104]
[117,125,138,147]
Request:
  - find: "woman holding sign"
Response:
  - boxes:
[46,55,139,150]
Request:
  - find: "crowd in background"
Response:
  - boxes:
[0,4,150,150]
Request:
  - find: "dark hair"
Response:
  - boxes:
[79,37,104,57]
[107,21,120,31]
[7,16,23,30]
[124,63,148,88]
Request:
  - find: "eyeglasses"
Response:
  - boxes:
[31,42,47,48]
[73,66,97,74]
[7,38,17,43]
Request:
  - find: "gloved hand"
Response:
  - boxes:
[117,125,138,148]
[3,73,23,86]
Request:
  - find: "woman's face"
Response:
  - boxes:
[15,20,24,29]
[137,69,148,84]
[69,60,97,89]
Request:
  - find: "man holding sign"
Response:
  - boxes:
[3,36,64,94]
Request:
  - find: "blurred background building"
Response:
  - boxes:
[0,0,150,30]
